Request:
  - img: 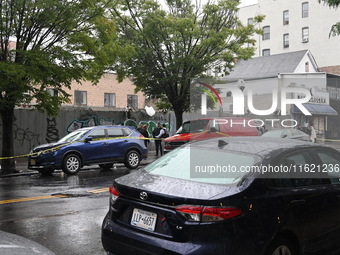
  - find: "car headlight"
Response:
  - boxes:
[42,147,60,154]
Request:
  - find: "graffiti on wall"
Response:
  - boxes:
[66,116,115,133]
[123,119,172,139]
[0,122,41,150]
[46,117,60,143]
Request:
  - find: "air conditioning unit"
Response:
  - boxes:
[302,38,309,43]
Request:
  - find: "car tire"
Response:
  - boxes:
[124,150,140,169]
[265,237,298,255]
[99,163,114,170]
[62,154,81,175]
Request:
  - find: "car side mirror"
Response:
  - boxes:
[84,137,93,142]
[210,127,217,133]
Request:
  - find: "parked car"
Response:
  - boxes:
[102,137,340,255]
[0,230,56,255]
[28,125,148,175]
[261,128,312,142]
[164,118,259,151]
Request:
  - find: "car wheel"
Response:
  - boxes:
[265,237,298,255]
[62,154,81,174]
[99,163,113,170]
[38,169,55,175]
[124,150,140,169]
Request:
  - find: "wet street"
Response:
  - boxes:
[0,166,134,255]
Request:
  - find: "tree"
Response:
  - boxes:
[0,0,118,174]
[110,0,263,129]
[319,0,340,36]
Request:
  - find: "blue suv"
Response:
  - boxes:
[28,125,148,175]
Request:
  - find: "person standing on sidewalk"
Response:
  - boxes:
[153,123,164,156]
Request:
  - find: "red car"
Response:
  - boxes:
[164,118,259,151]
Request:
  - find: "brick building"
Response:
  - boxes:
[65,72,146,110]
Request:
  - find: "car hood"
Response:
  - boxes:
[114,170,246,204]
[164,132,210,142]
[33,142,69,151]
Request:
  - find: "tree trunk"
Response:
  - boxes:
[174,107,184,131]
[0,107,16,174]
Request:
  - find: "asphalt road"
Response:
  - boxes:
[0,166,134,255]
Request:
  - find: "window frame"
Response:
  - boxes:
[262,49,270,56]
[74,90,87,106]
[283,10,289,25]
[104,93,116,107]
[302,27,309,43]
[302,2,309,18]
[262,26,270,40]
[127,94,138,109]
[283,33,289,48]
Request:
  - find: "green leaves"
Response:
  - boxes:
[111,0,262,119]
[319,0,340,36]
[0,0,118,115]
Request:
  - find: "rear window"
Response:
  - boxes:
[143,146,261,185]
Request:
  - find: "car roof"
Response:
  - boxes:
[188,137,328,157]
[75,125,135,131]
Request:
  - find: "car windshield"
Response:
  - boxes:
[58,129,91,143]
[177,120,210,134]
[143,145,261,185]
[262,129,288,138]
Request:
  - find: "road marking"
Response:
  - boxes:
[88,187,109,194]
[0,188,109,205]
[0,195,68,204]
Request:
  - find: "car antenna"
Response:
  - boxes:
[218,140,228,149]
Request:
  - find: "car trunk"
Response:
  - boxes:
[110,171,243,242]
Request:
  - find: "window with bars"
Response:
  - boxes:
[104,93,116,107]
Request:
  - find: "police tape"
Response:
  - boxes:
[3,135,339,160]
[0,136,168,160]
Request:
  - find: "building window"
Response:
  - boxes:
[283,33,289,48]
[305,62,310,72]
[262,49,270,56]
[263,26,270,40]
[104,93,116,107]
[283,10,289,25]
[302,2,309,18]
[302,27,309,43]
[47,88,58,97]
[247,18,254,25]
[127,95,138,109]
[74,90,87,105]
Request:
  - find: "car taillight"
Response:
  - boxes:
[176,205,242,222]
[109,185,120,204]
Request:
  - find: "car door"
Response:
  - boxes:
[105,127,131,159]
[80,127,111,162]
[312,148,340,254]
[274,149,338,254]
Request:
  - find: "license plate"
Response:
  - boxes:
[131,208,157,231]
[30,159,36,165]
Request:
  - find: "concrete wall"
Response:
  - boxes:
[0,107,171,157]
